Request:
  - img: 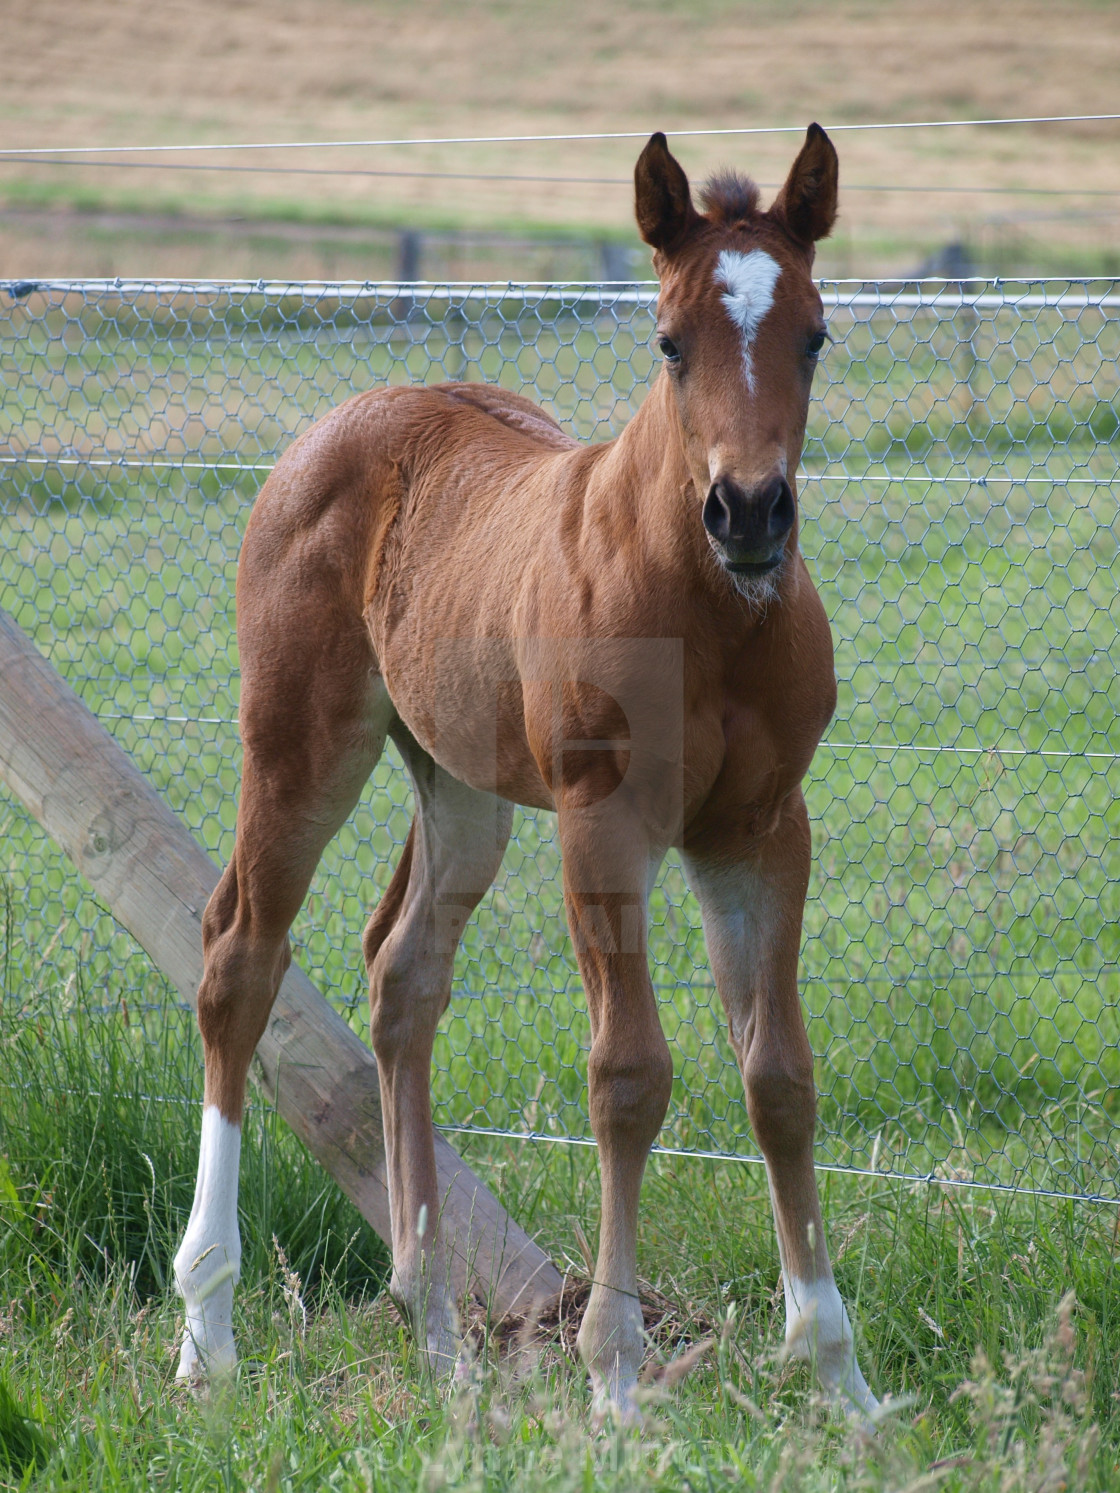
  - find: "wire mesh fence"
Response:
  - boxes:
[1,276,1117,1200]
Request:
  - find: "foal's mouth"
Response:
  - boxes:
[724,553,784,576]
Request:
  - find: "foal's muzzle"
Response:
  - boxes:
[702,474,795,573]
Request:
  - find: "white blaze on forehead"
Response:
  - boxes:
[715,247,782,390]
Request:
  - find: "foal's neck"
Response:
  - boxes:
[598,372,698,529]
[592,373,804,635]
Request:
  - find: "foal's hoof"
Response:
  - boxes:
[589,1375,643,1432]
[175,1331,237,1385]
[815,1369,881,1430]
[417,1316,468,1388]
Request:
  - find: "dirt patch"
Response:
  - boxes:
[472,1272,717,1365]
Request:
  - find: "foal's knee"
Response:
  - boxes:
[742,1045,816,1161]
[587,1035,674,1150]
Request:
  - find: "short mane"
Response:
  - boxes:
[699,170,762,226]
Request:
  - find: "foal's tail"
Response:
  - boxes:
[361,818,416,972]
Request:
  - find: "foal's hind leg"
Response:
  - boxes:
[683,790,878,1417]
[363,729,513,1376]
[173,635,393,1381]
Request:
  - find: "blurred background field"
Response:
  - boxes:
[1,0,1119,280]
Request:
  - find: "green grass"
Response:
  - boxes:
[0,982,386,1306]
[9,175,1120,281]
[2,985,1120,1490]
[0,175,652,250]
[2,282,1118,1194]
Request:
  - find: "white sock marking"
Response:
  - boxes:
[784,1274,879,1417]
[715,247,782,390]
[173,1106,242,1380]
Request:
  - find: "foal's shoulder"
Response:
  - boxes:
[428,381,579,451]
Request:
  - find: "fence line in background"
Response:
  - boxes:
[0,457,1112,489]
[6,158,1120,198]
[3,112,1118,158]
[7,276,1120,306]
[0,275,1117,1203]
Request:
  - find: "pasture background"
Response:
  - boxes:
[1,279,1117,1198]
[3,4,1120,1487]
[1,0,1119,277]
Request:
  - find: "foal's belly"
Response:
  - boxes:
[377,630,744,838]
[367,567,797,835]
[376,629,559,812]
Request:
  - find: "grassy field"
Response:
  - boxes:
[0,279,1118,1485]
[2,1,1120,277]
[2,987,1120,1490]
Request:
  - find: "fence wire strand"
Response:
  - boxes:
[2,112,1118,157]
[5,156,1120,198]
[0,276,1117,1202]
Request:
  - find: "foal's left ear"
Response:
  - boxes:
[770,122,838,247]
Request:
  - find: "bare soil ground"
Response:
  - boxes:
[1,0,1118,275]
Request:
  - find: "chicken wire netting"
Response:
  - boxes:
[0,276,1117,1199]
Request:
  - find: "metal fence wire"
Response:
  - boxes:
[1,277,1117,1201]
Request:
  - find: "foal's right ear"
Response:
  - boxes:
[634,133,699,253]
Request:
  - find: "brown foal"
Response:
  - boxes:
[173,124,878,1420]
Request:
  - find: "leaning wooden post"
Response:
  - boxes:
[0,607,562,1320]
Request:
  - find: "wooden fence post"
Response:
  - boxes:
[0,607,562,1321]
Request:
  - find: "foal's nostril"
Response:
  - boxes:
[702,482,733,543]
[766,477,795,541]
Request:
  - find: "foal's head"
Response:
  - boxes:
[635,126,838,600]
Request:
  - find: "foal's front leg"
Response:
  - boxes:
[684,790,878,1417]
[559,807,673,1421]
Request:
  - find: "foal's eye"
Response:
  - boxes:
[657,334,681,365]
[806,329,828,359]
